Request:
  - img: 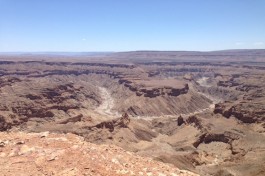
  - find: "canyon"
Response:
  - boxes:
[0,50,265,176]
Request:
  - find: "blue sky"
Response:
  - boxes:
[0,0,265,52]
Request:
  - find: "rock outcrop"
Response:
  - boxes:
[177,116,184,126]
[91,113,130,132]
[214,102,265,123]
[193,132,240,148]
[0,115,10,131]
[186,116,203,129]
[0,132,198,176]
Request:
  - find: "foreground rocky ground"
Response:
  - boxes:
[0,51,265,175]
[0,131,198,176]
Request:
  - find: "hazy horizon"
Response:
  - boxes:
[1,49,265,54]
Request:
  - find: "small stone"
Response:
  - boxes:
[47,156,57,161]
[147,172,153,176]
[8,151,17,157]
[111,158,119,164]
[18,145,35,155]
[16,141,25,145]
[71,145,79,150]
[116,169,129,174]
[40,131,49,138]
[0,152,6,157]
[0,142,5,147]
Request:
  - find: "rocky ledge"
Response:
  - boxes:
[119,78,189,98]
[0,132,198,176]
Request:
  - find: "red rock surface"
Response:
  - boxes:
[0,132,199,176]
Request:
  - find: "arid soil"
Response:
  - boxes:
[0,51,265,176]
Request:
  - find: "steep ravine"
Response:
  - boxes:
[95,86,119,117]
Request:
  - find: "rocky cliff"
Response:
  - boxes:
[119,78,189,98]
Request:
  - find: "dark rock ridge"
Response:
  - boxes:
[88,113,131,132]
[58,114,83,124]
[119,78,189,98]
[0,77,21,88]
[0,82,100,131]
[186,116,203,129]
[193,132,240,148]
[214,102,265,123]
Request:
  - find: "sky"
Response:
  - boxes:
[0,0,265,52]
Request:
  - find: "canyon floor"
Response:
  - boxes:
[0,50,265,176]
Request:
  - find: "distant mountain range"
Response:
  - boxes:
[1,49,265,62]
[0,52,113,56]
